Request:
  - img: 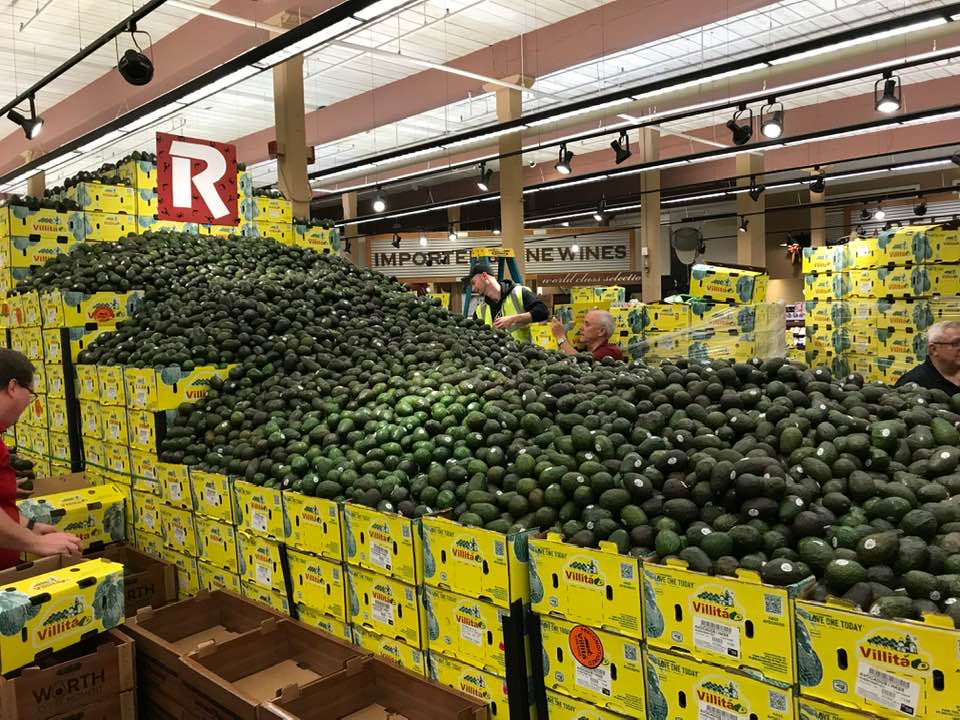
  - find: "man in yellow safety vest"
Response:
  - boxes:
[467,261,549,343]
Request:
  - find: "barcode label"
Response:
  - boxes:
[698,702,739,720]
[855,664,918,716]
[575,662,612,697]
[204,485,220,506]
[252,510,268,532]
[693,617,740,658]
[373,598,395,627]
[255,562,272,587]
[168,481,182,500]
[370,541,392,571]
[764,593,783,615]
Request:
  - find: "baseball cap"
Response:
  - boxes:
[462,260,492,282]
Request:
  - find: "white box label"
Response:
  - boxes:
[575,662,612,697]
[856,664,919,716]
[373,597,395,627]
[370,541,392,571]
[693,616,741,659]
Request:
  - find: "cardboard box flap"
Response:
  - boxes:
[31,471,89,496]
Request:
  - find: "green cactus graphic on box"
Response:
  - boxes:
[796,615,823,687]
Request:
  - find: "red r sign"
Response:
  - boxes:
[156,132,239,225]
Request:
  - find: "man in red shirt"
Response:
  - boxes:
[0,350,80,568]
[550,309,624,361]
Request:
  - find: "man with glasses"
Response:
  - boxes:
[0,349,80,568]
[896,321,960,395]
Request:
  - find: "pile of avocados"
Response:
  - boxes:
[21,230,960,626]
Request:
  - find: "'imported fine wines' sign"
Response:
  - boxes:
[369,232,630,278]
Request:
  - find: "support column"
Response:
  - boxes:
[448,207,461,238]
[736,154,766,266]
[809,169,826,248]
[484,76,534,277]
[341,191,365,267]
[636,129,661,303]
[23,151,44,197]
[272,13,312,219]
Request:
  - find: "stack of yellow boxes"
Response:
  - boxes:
[420,516,536,718]
[804,225,960,383]
[342,503,430,675]
[292,220,340,254]
[528,532,645,719]
[641,558,807,720]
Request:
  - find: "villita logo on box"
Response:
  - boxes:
[459,671,488,699]
[453,537,481,563]
[565,559,603,586]
[692,589,742,621]
[697,680,747,714]
[370,522,391,544]
[860,633,928,670]
[456,604,483,628]
[37,597,91,641]
[185,378,213,400]
[372,584,394,604]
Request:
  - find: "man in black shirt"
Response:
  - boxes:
[895,321,960,395]
[467,261,549,343]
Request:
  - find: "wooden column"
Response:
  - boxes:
[23,150,44,197]
[341,191,364,267]
[448,206,461,238]
[736,154,766,266]
[272,13,312,220]
[809,169,826,248]
[636,129,661,303]
[484,76,534,277]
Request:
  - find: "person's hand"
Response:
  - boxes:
[15,480,32,499]
[494,315,518,330]
[549,317,566,340]
[29,532,82,557]
[32,522,59,536]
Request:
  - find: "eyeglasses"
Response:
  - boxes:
[931,339,960,348]
[15,381,37,399]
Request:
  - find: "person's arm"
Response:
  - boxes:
[550,318,577,355]
[0,513,81,556]
[521,289,549,323]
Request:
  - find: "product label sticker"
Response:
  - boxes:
[459,616,483,646]
[144,512,156,530]
[139,427,150,444]
[168,481,182,501]
[252,510,268,532]
[855,664,919,716]
[698,702,740,720]
[135,389,147,406]
[575,662,612,697]
[203,484,219,506]
[693,617,741,658]
[373,597,395,626]
[255,562,272,587]
[569,625,605,669]
[370,541,392,571]
[173,526,186,547]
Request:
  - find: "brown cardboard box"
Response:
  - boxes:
[46,690,136,720]
[0,554,85,585]
[30,471,91,496]
[179,619,368,720]
[0,629,134,720]
[263,657,489,720]
[89,544,177,615]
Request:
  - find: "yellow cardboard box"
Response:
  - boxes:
[346,565,426,647]
[930,264,960,296]
[135,190,158,216]
[252,221,292,245]
[44,290,143,327]
[421,516,530,609]
[691,264,768,304]
[0,558,125,673]
[546,690,631,720]
[429,653,512,720]
[97,366,125,406]
[159,504,198,557]
[129,448,158,483]
[846,237,881,269]
[83,438,106,469]
[7,234,81,268]
[42,329,63,364]
[927,225,960,263]
[104,442,131,476]
[133,528,164,559]
[118,157,156,189]
[65,182,136,214]
[805,300,850,327]
[83,212,136,243]
[802,246,847,274]
[240,580,290,615]
[78,399,101,439]
[75,367,100,401]
[233,480,290,541]
[292,224,338,253]
[642,559,810,687]
[540,615,645,717]
[644,303,690,332]
[253,196,293,223]
[351,624,427,676]
[423,585,510,675]
[237,530,286,594]
[296,603,353,642]
[127,409,163,452]
[287,549,347,621]
[795,599,960,718]
[17,484,126,549]
[158,462,193,510]
[283,492,342,561]
[343,503,423,585]
[45,395,68,433]
[804,273,849,301]
[45,363,65,399]
[874,327,925,363]
[131,488,162,535]
[875,225,937,266]
[194,514,240,574]
[643,647,795,720]
[48,430,71,462]
[22,392,45,428]
[529,533,641,639]
[100,404,129,445]
[3,205,79,238]
[197,560,242,595]
[124,365,233,411]
[160,546,199,598]
[797,696,888,720]
[189,469,235,522]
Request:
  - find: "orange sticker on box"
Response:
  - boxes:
[569,625,604,669]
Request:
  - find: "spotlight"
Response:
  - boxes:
[738,216,749,233]
[492,227,501,236]
[419,234,428,247]
[760,100,784,139]
[476,163,492,192]
[874,208,886,221]
[726,104,753,146]
[874,72,901,114]
[860,207,871,221]
[6,95,43,140]
[809,169,825,194]
[952,151,960,167]
[593,199,607,223]
[747,179,765,202]
[555,144,574,175]
[914,199,927,216]
[560,221,570,227]
[116,24,154,86]
[391,233,401,249]
[448,225,458,241]
[571,243,580,253]
[610,131,632,164]
[372,187,386,213]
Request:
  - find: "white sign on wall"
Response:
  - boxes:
[369,231,630,278]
